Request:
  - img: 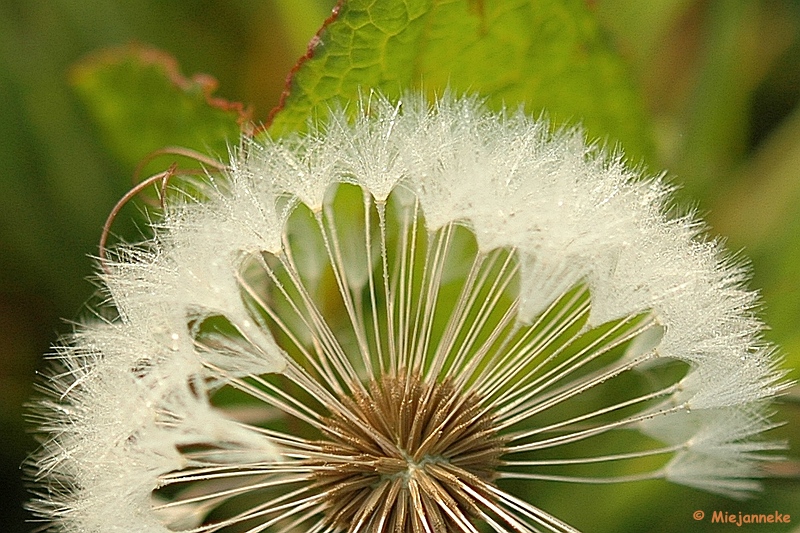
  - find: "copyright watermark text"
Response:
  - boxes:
[693,510,791,526]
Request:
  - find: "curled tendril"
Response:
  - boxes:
[133,146,228,189]
[99,147,230,274]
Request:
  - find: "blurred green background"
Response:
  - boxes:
[1,1,798,532]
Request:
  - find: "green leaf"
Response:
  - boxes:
[70,45,248,170]
[268,0,653,162]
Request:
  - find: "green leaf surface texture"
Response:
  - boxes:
[269,0,653,162]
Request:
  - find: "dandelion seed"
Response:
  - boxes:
[28,93,789,533]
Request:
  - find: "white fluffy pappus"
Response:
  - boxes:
[28,93,789,533]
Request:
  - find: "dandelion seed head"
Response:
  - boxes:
[28,92,788,532]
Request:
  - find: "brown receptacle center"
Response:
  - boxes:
[306,371,507,531]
